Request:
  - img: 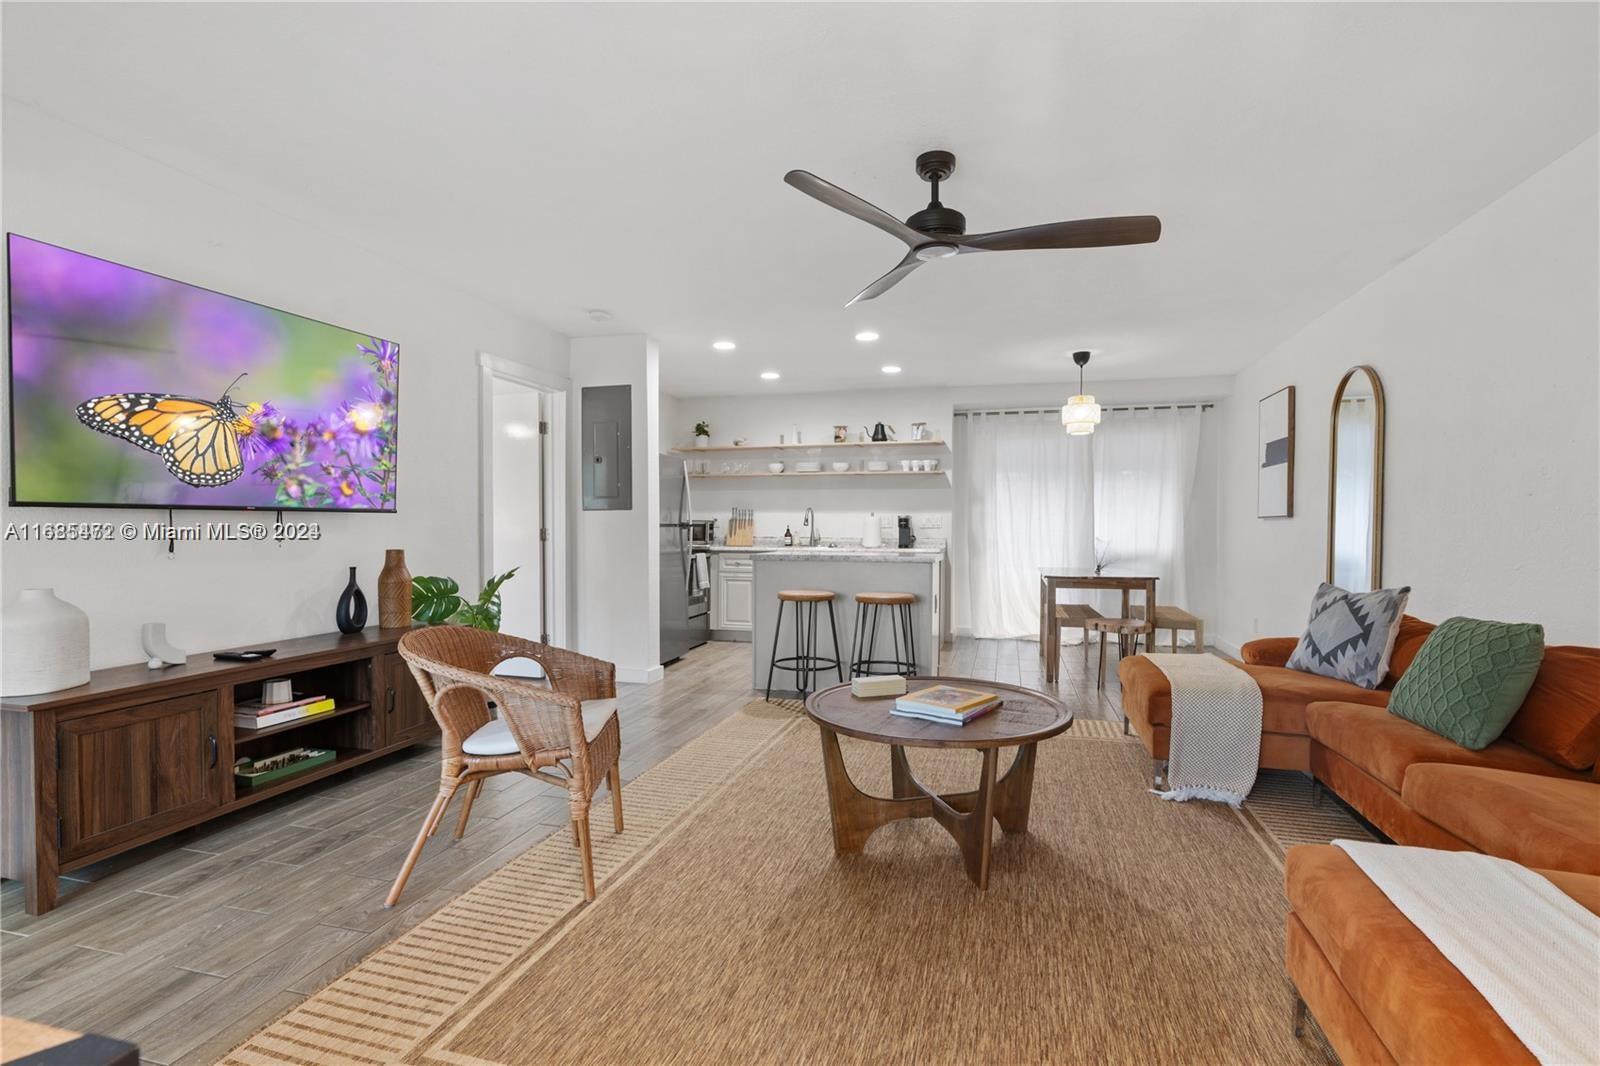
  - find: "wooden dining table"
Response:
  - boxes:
[1038,569,1158,683]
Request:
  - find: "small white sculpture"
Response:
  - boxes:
[141,622,187,669]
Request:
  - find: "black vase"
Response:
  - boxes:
[336,566,368,634]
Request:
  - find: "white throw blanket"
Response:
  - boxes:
[1336,841,1600,1065]
[1147,653,1262,806]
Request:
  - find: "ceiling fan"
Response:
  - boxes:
[784,150,1161,306]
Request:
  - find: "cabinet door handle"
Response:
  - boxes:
[209,734,218,769]
[387,688,396,713]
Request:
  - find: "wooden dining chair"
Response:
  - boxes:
[387,626,623,906]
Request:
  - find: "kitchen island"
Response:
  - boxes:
[750,547,945,697]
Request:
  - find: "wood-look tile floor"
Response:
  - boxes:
[0,636,1137,1064]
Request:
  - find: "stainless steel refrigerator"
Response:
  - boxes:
[660,454,709,664]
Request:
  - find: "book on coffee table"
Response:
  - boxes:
[892,685,1002,725]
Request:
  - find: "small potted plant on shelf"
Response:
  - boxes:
[693,420,711,448]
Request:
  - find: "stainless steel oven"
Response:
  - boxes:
[687,548,710,621]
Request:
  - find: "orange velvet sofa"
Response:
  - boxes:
[1285,844,1600,1065]
[1117,615,1437,781]
[1305,641,1600,850]
[1286,759,1600,1062]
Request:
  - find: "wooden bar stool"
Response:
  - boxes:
[1086,616,1153,691]
[765,590,844,700]
[1053,603,1104,671]
[1133,605,1205,652]
[850,592,917,677]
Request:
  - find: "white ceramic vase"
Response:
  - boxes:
[2,588,90,696]
[695,436,709,449]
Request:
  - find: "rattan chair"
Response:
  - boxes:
[386,626,623,906]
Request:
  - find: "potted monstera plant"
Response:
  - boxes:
[693,420,711,448]
[411,569,518,631]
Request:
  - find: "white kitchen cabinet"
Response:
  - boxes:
[712,555,755,633]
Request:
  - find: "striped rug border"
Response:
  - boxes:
[1236,769,1376,866]
[219,702,802,1066]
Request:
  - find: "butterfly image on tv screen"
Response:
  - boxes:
[76,374,252,488]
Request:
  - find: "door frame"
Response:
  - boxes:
[477,352,569,648]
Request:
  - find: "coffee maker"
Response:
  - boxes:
[897,515,916,549]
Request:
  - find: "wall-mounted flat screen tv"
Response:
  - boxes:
[6,234,397,512]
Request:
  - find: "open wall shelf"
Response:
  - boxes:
[688,469,946,479]
[673,439,945,454]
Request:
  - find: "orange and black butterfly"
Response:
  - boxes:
[76,374,253,487]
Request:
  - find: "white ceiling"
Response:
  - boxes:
[3,3,1595,397]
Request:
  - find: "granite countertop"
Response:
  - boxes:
[748,547,944,563]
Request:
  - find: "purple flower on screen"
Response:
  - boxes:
[338,398,388,460]
[358,337,399,373]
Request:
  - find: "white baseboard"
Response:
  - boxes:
[617,665,665,685]
[1210,636,1244,659]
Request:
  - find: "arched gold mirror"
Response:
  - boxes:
[1327,365,1385,589]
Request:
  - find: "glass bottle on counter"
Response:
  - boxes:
[783,526,794,546]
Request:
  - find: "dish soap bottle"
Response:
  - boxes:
[783,526,794,546]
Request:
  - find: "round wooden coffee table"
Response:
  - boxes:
[803,676,1073,889]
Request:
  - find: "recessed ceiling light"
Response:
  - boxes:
[881,365,902,375]
[855,330,880,343]
[760,371,780,381]
[712,340,737,352]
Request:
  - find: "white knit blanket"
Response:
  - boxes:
[1147,653,1262,806]
[1336,841,1600,1065]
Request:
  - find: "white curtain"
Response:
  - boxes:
[958,406,1203,641]
[959,411,1094,638]
[1091,407,1202,618]
[1332,397,1375,590]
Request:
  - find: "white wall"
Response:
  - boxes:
[0,102,569,669]
[1216,136,1599,651]
[569,335,661,682]
[669,377,1229,634]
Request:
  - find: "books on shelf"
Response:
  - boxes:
[235,693,336,729]
[891,685,1001,726]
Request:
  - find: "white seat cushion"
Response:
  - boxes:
[581,698,618,742]
[461,698,618,756]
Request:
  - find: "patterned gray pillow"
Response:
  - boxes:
[1285,582,1412,689]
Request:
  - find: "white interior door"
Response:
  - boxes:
[491,380,544,642]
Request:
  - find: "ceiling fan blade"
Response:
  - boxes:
[846,252,923,306]
[785,170,928,248]
[960,215,1161,253]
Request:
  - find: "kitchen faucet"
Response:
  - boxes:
[802,506,820,547]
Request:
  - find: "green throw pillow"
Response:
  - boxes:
[1388,617,1545,750]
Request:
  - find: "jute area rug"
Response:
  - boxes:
[226,703,1355,1065]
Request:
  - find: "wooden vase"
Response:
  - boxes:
[378,549,413,629]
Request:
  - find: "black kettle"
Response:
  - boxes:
[867,422,894,442]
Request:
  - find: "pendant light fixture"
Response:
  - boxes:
[1061,350,1102,435]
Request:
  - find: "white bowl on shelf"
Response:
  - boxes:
[767,462,785,473]
[830,461,851,472]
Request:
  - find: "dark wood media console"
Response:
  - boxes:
[2,628,435,914]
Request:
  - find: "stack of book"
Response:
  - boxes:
[891,685,1002,726]
[235,693,336,730]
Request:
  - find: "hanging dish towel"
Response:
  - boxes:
[1146,652,1262,805]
